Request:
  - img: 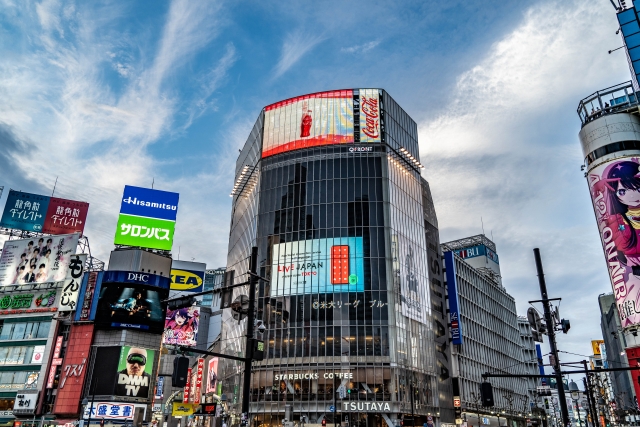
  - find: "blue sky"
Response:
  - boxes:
[0,0,633,363]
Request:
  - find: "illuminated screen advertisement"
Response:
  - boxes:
[0,233,80,285]
[163,306,200,347]
[270,237,364,296]
[359,89,382,143]
[588,157,640,327]
[115,346,155,398]
[262,90,355,158]
[94,272,169,333]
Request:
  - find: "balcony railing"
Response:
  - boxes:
[577,81,639,127]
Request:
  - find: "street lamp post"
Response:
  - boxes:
[569,381,583,427]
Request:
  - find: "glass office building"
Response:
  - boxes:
[220,89,454,427]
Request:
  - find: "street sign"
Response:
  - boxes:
[329,406,336,413]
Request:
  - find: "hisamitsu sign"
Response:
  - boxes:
[120,186,179,221]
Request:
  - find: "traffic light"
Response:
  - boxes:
[561,319,571,334]
[527,308,546,343]
[167,296,197,311]
[322,419,326,427]
[481,382,495,407]
[172,356,190,387]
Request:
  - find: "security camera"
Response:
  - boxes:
[257,321,266,334]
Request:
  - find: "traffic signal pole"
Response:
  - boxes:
[241,247,258,424]
[533,249,570,427]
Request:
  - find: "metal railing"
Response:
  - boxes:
[577,81,639,126]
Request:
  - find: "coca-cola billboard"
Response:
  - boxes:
[359,89,381,143]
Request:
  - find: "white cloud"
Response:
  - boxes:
[419,0,630,356]
[341,40,380,54]
[273,30,325,79]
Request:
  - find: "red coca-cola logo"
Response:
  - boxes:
[361,96,379,139]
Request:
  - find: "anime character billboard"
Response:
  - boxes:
[589,158,640,327]
[163,306,199,347]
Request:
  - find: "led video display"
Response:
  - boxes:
[94,283,168,333]
[262,90,355,158]
[270,237,364,296]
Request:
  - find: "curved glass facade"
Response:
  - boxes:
[220,90,453,427]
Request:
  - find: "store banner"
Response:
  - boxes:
[0,233,80,285]
[206,358,218,394]
[54,324,94,415]
[194,358,204,404]
[83,402,144,420]
[183,368,192,403]
[172,403,195,417]
[58,254,87,312]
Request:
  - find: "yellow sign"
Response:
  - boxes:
[591,340,604,355]
[170,269,204,291]
[172,403,195,416]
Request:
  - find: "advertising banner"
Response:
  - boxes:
[183,368,192,403]
[58,253,87,312]
[83,403,146,420]
[114,214,175,251]
[163,306,199,347]
[170,260,206,292]
[263,90,355,158]
[95,282,168,332]
[154,376,164,400]
[444,251,463,345]
[206,358,218,394]
[115,346,155,399]
[194,358,204,404]
[358,89,382,143]
[0,288,60,315]
[31,345,45,364]
[0,190,89,234]
[587,158,640,327]
[0,233,80,285]
[270,237,365,296]
[591,340,605,355]
[172,403,195,417]
[391,234,427,323]
[120,186,179,222]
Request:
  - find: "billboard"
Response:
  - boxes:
[170,260,206,292]
[206,358,218,394]
[359,89,382,143]
[591,339,605,355]
[114,186,179,251]
[95,282,168,332]
[391,234,427,323]
[444,251,463,345]
[262,90,355,158]
[115,346,155,398]
[0,233,80,285]
[0,190,89,234]
[270,237,365,296]
[587,158,640,327]
[163,306,199,347]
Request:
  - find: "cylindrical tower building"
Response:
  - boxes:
[578,84,640,398]
[220,90,454,427]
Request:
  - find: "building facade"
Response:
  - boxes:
[220,89,455,427]
[441,239,530,427]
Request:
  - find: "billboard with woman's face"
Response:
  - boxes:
[589,157,640,327]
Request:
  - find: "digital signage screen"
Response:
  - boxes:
[270,237,364,296]
[94,283,168,333]
[262,90,355,158]
[115,346,156,399]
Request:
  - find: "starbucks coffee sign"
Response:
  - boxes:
[275,371,353,381]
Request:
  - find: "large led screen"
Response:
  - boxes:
[115,346,156,399]
[163,306,200,347]
[270,237,364,296]
[262,90,355,158]
[94,283,168,332]
[588,158,640,328]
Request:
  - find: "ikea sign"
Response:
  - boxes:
[170,269,204,292]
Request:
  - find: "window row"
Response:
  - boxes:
[0,345,40,365]
[261,157,384,189]
[0,370,39,390]
[0,320,51,341]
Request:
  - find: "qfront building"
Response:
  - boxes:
[220,89,455,427]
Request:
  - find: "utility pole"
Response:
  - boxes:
[241,247,258,425]
[533,248,570,427]
[582,361,598,427]
[410,383,415,427]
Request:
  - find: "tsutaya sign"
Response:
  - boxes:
[342,401,391,412]
[275,372,353,381]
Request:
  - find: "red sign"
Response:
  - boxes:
[453,397,461,407]
[183,368,192,403]
[42,198,89,235]
[53,324,95,416]
[194,358,204,404]
[53,336,63,359]
[46,364,57,389]
[626,347,640,401]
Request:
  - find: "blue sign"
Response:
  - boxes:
[0,190,50,232]
[444,251,463,345]
[155,376,164,399]
[120,185,179,222]
[102,270,171,289]
[329,406,336,413]
[453,244,499,264]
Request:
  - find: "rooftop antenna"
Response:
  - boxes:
[481,216,485,236]
[177,246,181,260]
[152,177,155,189]
[51,176,58,197]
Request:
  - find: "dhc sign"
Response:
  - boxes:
[102,271,171,290]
